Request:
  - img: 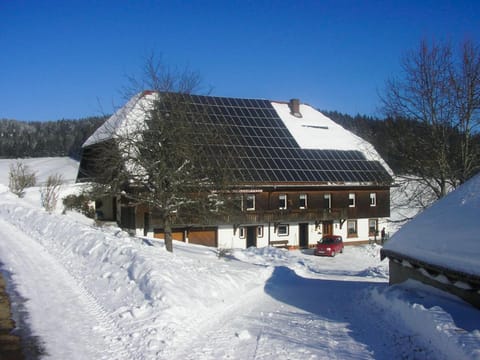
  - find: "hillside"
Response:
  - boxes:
[0,157,478,359]
[0,116,105,159]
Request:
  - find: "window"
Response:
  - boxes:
[277,224,289,236]
[257,225,264,238]
[239,227,245,238]
[370,193,377,207]
[369,219,378,236]
[348,193,356,207]
[323,194,331,210]
[299,194,307,209]
[278,194,287,210]
[279,194,287,210]
[347,220,357,237]
[244,194,255,211]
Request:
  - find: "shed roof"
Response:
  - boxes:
[382,173,480,278]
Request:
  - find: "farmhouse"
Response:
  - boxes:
[381,173,480,309]
[77,91,393,249]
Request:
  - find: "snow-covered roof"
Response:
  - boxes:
[82,91,157,147]
[271,102,393,175]
[383,173,480,277]
[81,92,392,185]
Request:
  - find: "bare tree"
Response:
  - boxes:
[89,56,235,252]
[8,161,36,198]
[382,39,480,203]
[451,41,480,184]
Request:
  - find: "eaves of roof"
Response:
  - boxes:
[380,248,480,287]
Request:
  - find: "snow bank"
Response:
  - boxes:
[372,280,480,360]
[0,195,271,358]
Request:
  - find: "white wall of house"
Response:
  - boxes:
[217,226,241,248]
[326,218,388,244]
[138,217,389,248]
[218,222,322,249]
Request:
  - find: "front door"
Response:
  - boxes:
[246,226,257,248]
[322,221,333,236]
[299,223,309,248]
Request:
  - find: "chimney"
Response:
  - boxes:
[289,98,302,118]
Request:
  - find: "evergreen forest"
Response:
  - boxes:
[0,116,106,160]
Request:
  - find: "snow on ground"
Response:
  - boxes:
[0,157,79,185]
[0,158,479,359]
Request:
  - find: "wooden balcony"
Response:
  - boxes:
[202,207,349,225]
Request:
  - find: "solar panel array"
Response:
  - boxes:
[167,93,392,184]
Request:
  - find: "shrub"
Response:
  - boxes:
[8,161,36,197]
[62,193,95,218]
[40,174,63,213]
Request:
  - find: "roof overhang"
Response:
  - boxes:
[381,248,480,288]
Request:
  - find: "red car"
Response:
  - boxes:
[314,235,344,257]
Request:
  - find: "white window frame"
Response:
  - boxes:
[324,193,331,210]
[299,194,307,209]
[370,193,377,207]
[369,219,378,236]
[347,220,357,237]
[348,193,356,208]
[244,194,255,211]
[277,224,289,236]
[257,225,264,238]
[279,194,287,210]
[239,226,245,238]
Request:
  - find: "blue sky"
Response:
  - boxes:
[1,0,479,121]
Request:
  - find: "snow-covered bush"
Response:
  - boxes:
[40,174,63,212]
[8,161,36,197]
[62,193,95,218]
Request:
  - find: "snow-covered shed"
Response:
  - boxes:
[78,91,393,249]
[381,173,480,308]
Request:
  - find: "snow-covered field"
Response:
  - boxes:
[0,157,479,359]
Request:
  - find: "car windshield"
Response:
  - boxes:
[320,237,334,244]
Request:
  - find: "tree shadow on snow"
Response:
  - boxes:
[0,264,48,359]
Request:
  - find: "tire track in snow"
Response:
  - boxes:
[167,284,270,360]
[0,218,137,360]
[167,268,362,360]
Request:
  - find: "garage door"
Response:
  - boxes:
[154,229,185,242]
[188,228,217,247]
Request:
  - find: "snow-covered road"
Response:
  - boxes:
[170,268,385,360]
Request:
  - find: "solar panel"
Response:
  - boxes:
[164,93,392,184]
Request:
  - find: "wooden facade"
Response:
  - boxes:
[119,186,391,249]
